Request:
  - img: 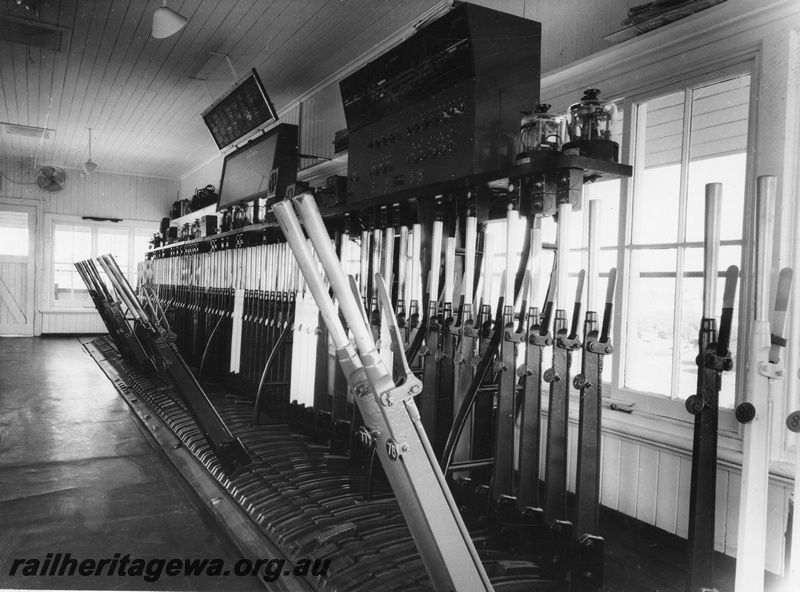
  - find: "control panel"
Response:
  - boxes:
[340,3,542,203]
[347,82,475,199]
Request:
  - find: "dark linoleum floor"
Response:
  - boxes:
[0,336,264,591]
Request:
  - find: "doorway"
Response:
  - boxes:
[0,203,36,336]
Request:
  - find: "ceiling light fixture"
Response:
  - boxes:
[152,0,187,39]
[83,128,97,175]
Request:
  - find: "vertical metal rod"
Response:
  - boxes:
[734,175,777,592]
[703,184,722,317]
[464,214,477,305]
[444,237,456,306]
[399,226,409,306]
[587,200,601,313]
[429,219,443,305]
[411,224,422,307]
[481,234,494,310]
[556,203,572,312]
[360,230,370,301]
[505,207,518,305]
[529,219,542,306]
[384,225,395,300]
[686,182,724,592]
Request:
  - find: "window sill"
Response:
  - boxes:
[543,383,745,469]
[599,403,742,461]
[41,307,99,314]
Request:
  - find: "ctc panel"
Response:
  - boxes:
[340,3,541,203]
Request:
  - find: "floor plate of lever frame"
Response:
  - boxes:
[86,336,552,592]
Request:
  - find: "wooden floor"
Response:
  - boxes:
[0,336,789,591]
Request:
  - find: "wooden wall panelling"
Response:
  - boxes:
[675,456,693,539]
[601,433,621,511]
[10,43,30,159]
[34,0,76,167]
[765,480,789,574]
[0,40,18,158]
[48,1,98,167]
[41,312,104,334]
[656,448,681,533]
[94,9,189,173]
[250,1,355,97]
[137,0,301,178]
[316,0,436,91]
[115,3,248,174]
[269,0,375,89]
[618,439,640,518]
[258,0,389,102]
[723,466,741,557]
[75,3,142,164]
[91,13,166,172]
[714,467,729,552]
[299,83,346,170]
[636,445,659,525]
[180,155,223,201]
[57,1,118,169]
[0,260,26,326]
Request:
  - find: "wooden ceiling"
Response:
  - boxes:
[0,0,449,180]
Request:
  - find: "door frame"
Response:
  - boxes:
[0,199,40,336]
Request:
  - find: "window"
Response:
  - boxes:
[53,225,92,305]
[0,211,29,256]
[623,73,750,409]
[50,220,156,308]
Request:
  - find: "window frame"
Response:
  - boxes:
[605,60,758,435]
[43,214,157,312]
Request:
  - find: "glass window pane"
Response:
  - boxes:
[54,228,74,262]
[531,249,555,310]
[585,179,621,247]
[98,229,130,263]
[0,211,29,256]
[52,224,92,306]
[624,249,677,395]
[133,231,153,290]
[685,75,750,242]
[632,92,684,245]
[540,215,557,244]
[632,165,681,244]
[485,214,529,310]
[677,246,741,407]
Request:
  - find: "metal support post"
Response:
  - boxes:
[684,184,737,592]
[734,176,792,592]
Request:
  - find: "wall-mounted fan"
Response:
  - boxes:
[37,166,67,192]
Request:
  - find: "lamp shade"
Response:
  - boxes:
[152,4,188,39]
[83,160,98,175]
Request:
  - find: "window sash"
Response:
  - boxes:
[49,220,155,309]
[619,68,753,418]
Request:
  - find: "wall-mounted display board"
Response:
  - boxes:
[202,69,279,151]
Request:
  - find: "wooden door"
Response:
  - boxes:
[0,204,36,335]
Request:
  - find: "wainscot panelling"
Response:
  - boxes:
[539,409,793,575]
[41,311,105,334]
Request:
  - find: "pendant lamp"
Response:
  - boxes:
[152,0,187,39]
[83,128,97,176]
